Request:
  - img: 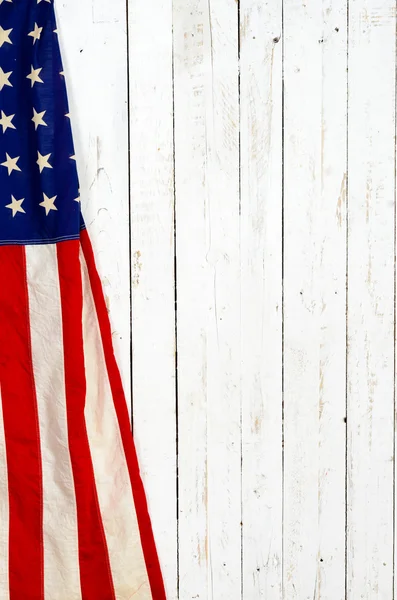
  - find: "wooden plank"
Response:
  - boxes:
[55,0,131,399]
[283,1,348,597]
[239,1,283,598]
[173,0,241,597]
[127,0,177,597]
[347,1,395,597]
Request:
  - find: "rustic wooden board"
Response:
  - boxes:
[347,1,396,597]
[173,0,241,598]
[239,0,283,598]
[127,0,178,597]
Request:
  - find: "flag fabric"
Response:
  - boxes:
[0,1,166,599]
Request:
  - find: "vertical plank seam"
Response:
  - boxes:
[281,0,285,597]
[125,0,134,425]
[171,1,180,595]
[345,1,349,598]
[393,2,397,596]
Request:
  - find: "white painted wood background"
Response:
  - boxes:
[56,0,397,598]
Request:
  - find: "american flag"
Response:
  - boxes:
[0,1,165,598]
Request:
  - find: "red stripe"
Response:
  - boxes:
[0,245,44,600]
[80,229,167,599]
[57,240,116,600]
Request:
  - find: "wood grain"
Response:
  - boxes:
[127,0,177,597]
[173,0,241,597]
[239,0,283,597]
[283,0,348,597]
[59,0,397,597]
[347,0,396,597]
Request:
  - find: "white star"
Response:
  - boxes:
[70,155,76,161]
[40,193,57,215]
[27,66,43,87]
[37,0,51,3]
[37,152,52,173]
[28,23,43,44]
[65,113,71,119]
[54,29,58,34]
[60,71,65,77]
[6,195,25,217]
[0,111,15,133]
[1,153,21,175]
[74,189,81,203]
[32,108,47,130]
[0,26,12,48]
[0,67,12,91]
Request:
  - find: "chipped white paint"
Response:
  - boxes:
[60,0,397,598]
[283,1,348,598]
[173,0,241,599]
[348,0,395,597]
[128,0,177,597]
[240,0,283,598]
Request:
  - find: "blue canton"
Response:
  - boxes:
[0,0,83,245]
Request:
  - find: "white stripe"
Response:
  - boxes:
[80,249,152,599]
[25,244,81,600]
[0,387,9,600]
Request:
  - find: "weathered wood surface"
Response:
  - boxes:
[59,0,397,597]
